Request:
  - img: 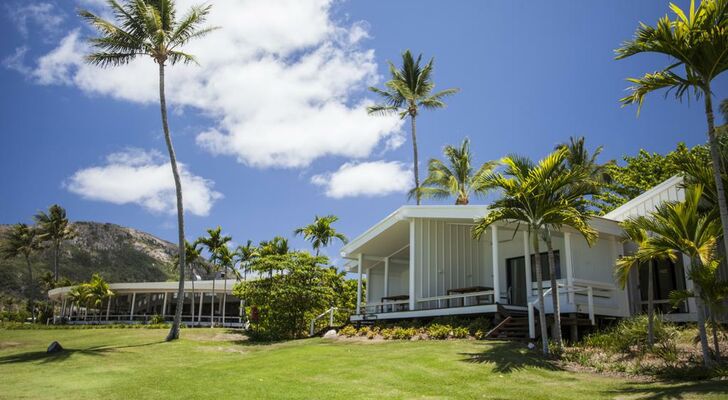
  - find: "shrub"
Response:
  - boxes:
[426,323,451,340]
[148,314,165,325]
[366,327,378,340]
[467,317,492,336]
[451,326,469,339]
[581,315,677,354]
[380,328,395,340]
[391,327,417,340]
[339,325,358,337]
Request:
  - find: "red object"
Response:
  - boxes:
[250,306,259,323]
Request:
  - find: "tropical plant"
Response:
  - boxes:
[234,240,259,281]
[367,50,459,205]
[1,224,42,320]
[195,227,232,327]
[34,205,75,282]
[412,138,498,205]
[79,0,217,341]
[612,185,720,366]
[294,215,348,256]
[616,0,728,258]
[84,274,114,321]
[472,148,597,353]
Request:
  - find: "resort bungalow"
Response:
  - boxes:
[341,176,723,339]
[48,279,244,328]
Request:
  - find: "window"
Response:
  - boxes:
[530,251,561,282]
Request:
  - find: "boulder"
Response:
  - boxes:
[47,341,63,354]
[323,329,338,339]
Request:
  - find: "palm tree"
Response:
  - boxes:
[235,240,259,281]
[615,185,720,366]
[367,50,460,205]
[84,274,114,322]
[294,215,348,256]
[195,227,231,327]
[473,148,598,353]
[79,0,216,342]
[616,0,728,258]
[556,137,612,184]
[176,241,204,326]
[68,284,90,321]
[1,224,42,319]
[34,205,75,282]
[412,138,498,205]
[615,220,659,347]
[257,236,290,278]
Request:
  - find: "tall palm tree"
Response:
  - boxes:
[34,205,75,282]
[473,149,596,354]
[616,185,720,366]
[1,224,42,319]
[412,138,498,205]
[79,0,216,341]
[616,0,728,258]
[556,137,612,184]
[367,50,460,205]
[67,284,89,321]
[84,274,114,322]
[235,240,259,281]
[195,227,231,327]
[294,215,348,256]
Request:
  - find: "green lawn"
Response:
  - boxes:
[0,328,724,399]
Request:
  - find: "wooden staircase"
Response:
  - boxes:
[485,304,533,341]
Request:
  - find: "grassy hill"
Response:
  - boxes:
[0,221,177,299]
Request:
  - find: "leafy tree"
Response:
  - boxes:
[0,224,42,319]
[233,252,345,340]
[34,205,75,282]
[367,50,459,205]
[614,185,720,366]
[80,0,217,342]
[616,0,728,257]
[195,227,231,327]
[556,136,613,213]
[413,138,498,205]
[234,240,259,281]
[473,148,597,353]
[294,215,348,256]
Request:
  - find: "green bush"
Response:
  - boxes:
[451,326,469,339]
[391,327,417,340]
[339,325,358,337]
[380,328,395,340]
[426,323,451,340]
[581,315,677,354]
[148,314,165,325]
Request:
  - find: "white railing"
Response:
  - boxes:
[309,307,349,336]
[528,283,595,339]
[363,300,410,314]
[417,291,495,309]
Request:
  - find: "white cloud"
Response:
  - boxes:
[65,149,222,216]
[6,2,65,37]
[21,0,403,168]
[311,161,411,199]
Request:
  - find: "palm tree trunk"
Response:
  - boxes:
[647,260,655,348]
[190,266,195,327]
[545,232,562,349]
[703,86,728,257]
[710,312,721,361]
[694,281,712,367]
[211,274,216,328]
[222,267,227,327]
[53,242,59,282]
[25,256,36,322]
[410,113,421,205]
[159,62,186,342]
[532,230,549,355]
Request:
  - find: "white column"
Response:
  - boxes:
[106,298,111,321]
[162,292,168,317]
[491,225,500,304]
[523,231,532,300]
[383,257,390,297]
[682,254,696,314]
[198,292,204,324]
[61,297,66,318]
[409,219,416,311]
[130,292,136,322]
[356,253,363,314]
[564,232,574,304]
[365,267,371,306]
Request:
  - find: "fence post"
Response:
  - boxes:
[329,307,335,326]
[528,302,535,339]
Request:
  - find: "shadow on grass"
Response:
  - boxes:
[459,341,563,373]
[606,380,728,400]
[0,340,165,365]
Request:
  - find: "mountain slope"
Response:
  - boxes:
[0,221,177,299]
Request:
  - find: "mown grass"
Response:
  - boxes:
[0,328,725,399]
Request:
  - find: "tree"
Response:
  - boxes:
[84,274,114,321]
[0,224,42,320]
[234,240,259,281]
[233,252,342,340]
[616,0,728,258]
[412,138,498,205]
[195,226,231,327]
[80,0,217,342]
[556,136,613,213]
[473,148,597,354]
[367,50,459,205]
[294,215,348,256]
[614,185,720,366]
[175,241,205,326]
[34,205,75,282]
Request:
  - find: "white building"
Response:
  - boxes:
[341,176,724,338]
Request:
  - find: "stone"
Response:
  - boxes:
[47,341,63,354]
[323,329,337,338]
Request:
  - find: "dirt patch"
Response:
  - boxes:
[185,330,248,343]
[0,341,22,350]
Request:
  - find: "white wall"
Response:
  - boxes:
[571,234,618,283]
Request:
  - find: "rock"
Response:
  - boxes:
[47,341,63,354]
[527,342,536,350]
[323,329,337,338]
[410,335,420,341]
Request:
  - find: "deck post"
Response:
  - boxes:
[383,257,390,297]
[409,219,416,311]
[162,292,168,318]
[523,231,532,299]
[356,253,363,315]
[365,267,371,308]
[130,292,136,322]
[491,225,500,304]
[564,232,574,304]
[106,298,111,321]
[61,297,66,319]
[198,292,204,325]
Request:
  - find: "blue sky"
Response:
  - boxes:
[0,0,726,266]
